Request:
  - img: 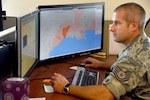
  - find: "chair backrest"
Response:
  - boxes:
[145,18,150,37]
[0,44,11,78]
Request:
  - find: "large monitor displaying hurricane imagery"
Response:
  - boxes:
[39,3,104,60]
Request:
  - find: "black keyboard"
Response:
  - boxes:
[72,67,99,86]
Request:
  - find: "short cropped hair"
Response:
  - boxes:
[114,3,146,30]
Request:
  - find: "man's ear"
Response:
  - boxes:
[130,21,138,32]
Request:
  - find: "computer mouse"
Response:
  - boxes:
[80,61,91,67]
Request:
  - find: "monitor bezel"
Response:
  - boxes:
[15,10,39,77]
[38,2,105,62]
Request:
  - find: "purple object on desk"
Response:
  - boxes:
[2,77,30,100]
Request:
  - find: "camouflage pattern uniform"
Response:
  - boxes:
[103,32,150,100]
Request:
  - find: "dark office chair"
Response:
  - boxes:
[145,18,150,28]
[145,18,150,37]
[0,42,11,99]
[0,44,10,78]
[0,41,15,78]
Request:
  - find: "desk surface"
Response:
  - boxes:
[29,55,117,100]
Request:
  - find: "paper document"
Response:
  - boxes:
[29,97,46,100]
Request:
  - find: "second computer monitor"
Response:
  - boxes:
[39,2,105,61]
[16,10,39,77]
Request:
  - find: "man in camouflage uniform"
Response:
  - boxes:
[102,3,150,100]
[51,3,150,100]
[103,32,150,99]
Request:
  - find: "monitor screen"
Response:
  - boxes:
[39,2,105,61]
[15,10,39,77]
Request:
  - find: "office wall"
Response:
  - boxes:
[2,0,150,20]
[2,0,150,55]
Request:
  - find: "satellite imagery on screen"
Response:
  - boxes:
[40,6,103,60]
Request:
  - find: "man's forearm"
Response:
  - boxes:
[69,84,115,100]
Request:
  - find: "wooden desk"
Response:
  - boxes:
[29,55,117,100]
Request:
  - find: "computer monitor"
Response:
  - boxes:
[15,10,39,77]
[38,2,105,61]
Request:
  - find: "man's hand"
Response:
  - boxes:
[51,73,69,93]
[82,57,112,69]
[82,57,102,68]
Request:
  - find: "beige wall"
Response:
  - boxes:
[2,0,150,55]
[2,0,150,20]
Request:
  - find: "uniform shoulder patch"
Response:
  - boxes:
[113,65,131,82]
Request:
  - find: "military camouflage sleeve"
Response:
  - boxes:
[102,33,150,99]
[102,59,147,100]
[102,73,126,100]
